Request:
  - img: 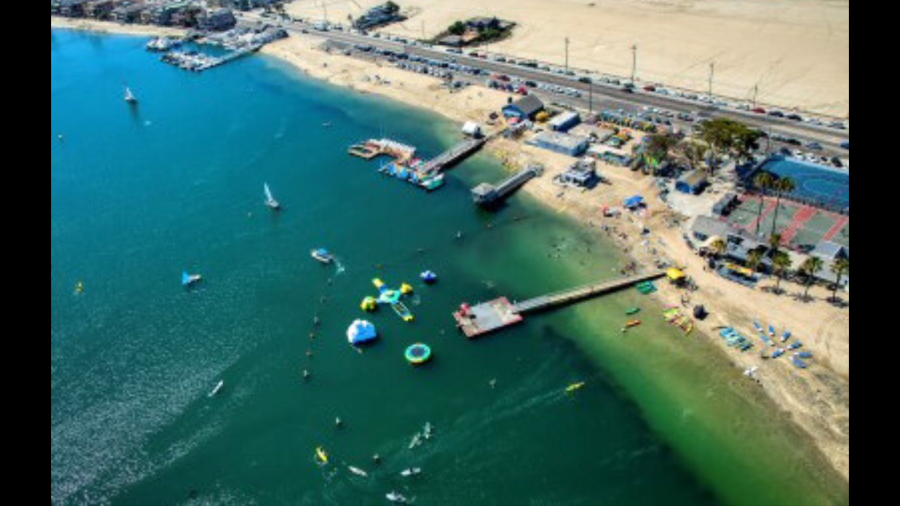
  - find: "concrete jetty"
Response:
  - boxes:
[454,271,667,339]
[472,165,544,207]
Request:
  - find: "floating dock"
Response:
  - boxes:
[454,272,667,339]
[472,165,544,207]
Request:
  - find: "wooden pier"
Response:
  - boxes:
[420,138,487,177]
[472,165,544,207]
[454,272,667,339]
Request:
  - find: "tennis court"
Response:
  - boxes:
[750,156,850,212]
[725,196,850,250]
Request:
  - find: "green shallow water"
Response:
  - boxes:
[51,30,848,506]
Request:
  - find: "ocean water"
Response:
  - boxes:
[51,30,848,506]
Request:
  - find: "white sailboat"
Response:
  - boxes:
[264,183,281,211]
[124,85,138,105]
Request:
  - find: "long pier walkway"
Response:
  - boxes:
[512,272,666,314]
[420,137,487,177]
[454,271,667,339]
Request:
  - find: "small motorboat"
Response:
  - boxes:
[311,249,335,264]
[753,322,765,334]
[209,381,225,398]
[768,325,777,338]
[264,184,281,211]
[386,492,409,504]
[74,281,85,296]
[182,272,203,288]
[401,468,423,478]
[797,351,814,360]
[348,466,369,478]
[781,331,793,343]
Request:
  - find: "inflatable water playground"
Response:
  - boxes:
[347,320,379,346]
[363,278,416,322]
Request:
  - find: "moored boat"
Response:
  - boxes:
[311,249,335,264]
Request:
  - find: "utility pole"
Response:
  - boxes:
[565,38,571,73]
[631,44,638,84]
[708,62,716,97]
[752,84,759,108]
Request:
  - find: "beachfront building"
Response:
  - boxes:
[676,171,709,195]
[587,145,634,167]
[503,95,545,122]
[810,241,850,289]
[556,158,599,188]
[199,8,237,31]
[528,131,590,157]
[712,193,740,216]
[548,112,582,133]
[111,2,148,24]
[141,1,192,26]
[56,0,91,17]
[83,0,117,19]
[354,3,403,30]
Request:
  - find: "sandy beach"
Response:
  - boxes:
[287,0,850,117]
[261,35,849,480]
[49,16,849,482]
[51,16,187,38]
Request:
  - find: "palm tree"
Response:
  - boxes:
[710,238,727,259]
[830,258,850,301]
[768,232,783,256]
[770,177,797,236]
[772,252,793,293]
[747,249,765,273]
[800,256,824,299]
[754,172,774,235]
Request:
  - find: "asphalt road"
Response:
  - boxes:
[242,13,850,158]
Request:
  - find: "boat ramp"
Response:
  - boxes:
[454,272,667,339]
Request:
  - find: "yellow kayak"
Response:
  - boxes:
[565,382,586,394]
[315,447,329,466]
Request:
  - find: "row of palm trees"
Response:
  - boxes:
[753,172,797,237]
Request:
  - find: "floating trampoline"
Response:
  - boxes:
[405,344,433,366]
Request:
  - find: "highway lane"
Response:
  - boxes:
[243,14,850,156]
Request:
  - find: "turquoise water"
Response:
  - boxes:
[51,30,847,506]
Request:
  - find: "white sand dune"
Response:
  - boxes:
[287,0,850,117]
